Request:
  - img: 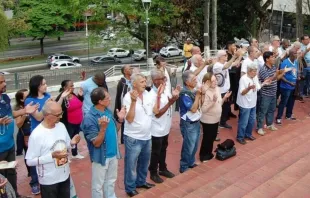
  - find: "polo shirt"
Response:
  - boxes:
[0,94,15,153]
[149,88,172,137]
[179,87,201,122]
[81,77,98,114]
[259,64,277,97]
[123,90,154,140]
[280,58,298,90]
[237,75,261,109]
[213,62,231,94]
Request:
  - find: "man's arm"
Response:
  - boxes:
[223,55,238,70]
[190,92,201,113]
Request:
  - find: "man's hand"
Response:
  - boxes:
[116,106,126,122]
[224,91,232,101]
[78,87,83,96]
[71,134,81,145]
[0,116,12,125]
[52,150,68,159]
[24,101,39,114]
[195,87,202,98]
[157,84,165,96]
[130,90,139,102]
[98,116,110,129]
[247,83,256,90]
[262,78,272,86]
[0,177,7,188]
[172,85,181,98]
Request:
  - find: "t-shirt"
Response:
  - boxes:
[301,44,310,68]
[81,77,98,114]
[259,64,277,97]
[241,58,258,74]
[25,93,51,132]
[25,122,71,185]
[179,88,201,122]
[237,75,261,108]
[213,62,231,94]
[280,58,298,90]
[67,95,83,124]
[0,94,15,153]
[257,56,265,70]
[149,89,172,137]
[183,43,193,58]
[123,90,154,140]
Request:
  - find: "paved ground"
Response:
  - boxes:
[13,79,310,198]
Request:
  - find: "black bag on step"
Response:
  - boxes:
[215,139,237,161]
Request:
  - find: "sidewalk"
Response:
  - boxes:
[15,97,310,197]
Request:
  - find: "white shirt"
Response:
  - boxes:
[237,75,261,108]
[190,64,208,88]
[164,68,172,96]
[123,90,154,140]
[241,58,258,74]
[269,46,283,58]
[213,62,230,94]
[25,123,71,185]
[257,56,265,70]
[149,89,172,137]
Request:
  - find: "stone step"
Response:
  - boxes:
[241,153,310,198]
[136,121,310,198]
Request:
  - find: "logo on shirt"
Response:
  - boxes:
[51,140,68,168]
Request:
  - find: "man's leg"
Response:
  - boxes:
[266,96,277,126]
[103,157,118,198]
[92,162,108,198]
[58,177,70,198]
[237,107,250,140]
[276,88,290,120]
[190,122,201,166]
[16,130,24,156]
[124,135,142,193]
[285,89,296,118]
[159,134,169,172]
[136,139,151,187]
[148,136,163,175]
[245,107,256,138]
[220,93,230,126]
[40,183,58,198]
[257,95,270,130]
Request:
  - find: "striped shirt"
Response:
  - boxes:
[259,64,277,97]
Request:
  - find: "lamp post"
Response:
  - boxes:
[279,4,286,39]
[84,11,92,66]
[142,0,151,69]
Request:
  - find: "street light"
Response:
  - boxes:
[84,11,92,66]
[142,0,151,69]
[279,4,286,39]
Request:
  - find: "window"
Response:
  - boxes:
[67,63,75,66]
[107,57,114,60]
[60,63,67,67]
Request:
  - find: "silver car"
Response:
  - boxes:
[46,54,80,67]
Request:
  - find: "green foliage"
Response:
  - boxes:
[7,18,29,38]
[0,0,15,10]
[0,11,8,51]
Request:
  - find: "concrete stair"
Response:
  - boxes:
[136,119,310,198]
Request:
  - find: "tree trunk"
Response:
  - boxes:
[58,36,61,41]
[211,0,217,50]
[203,0,210,59]
[40,38,44,55]
[296,0,303,39]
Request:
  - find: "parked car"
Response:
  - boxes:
[0,71,10,75]
[159,46,182,57]
[107,48,130,58]
[132,49,159,61]
[46,54,80,67]
[50,61,82,70]
[91,55,121,65]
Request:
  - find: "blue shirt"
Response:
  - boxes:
[25,93,51,132]
[81,106,120,166]
[0,94,15,152]
[179,87,197,122]
[81,77,98,114]
[301,44,310,69]
[280,58,298,90]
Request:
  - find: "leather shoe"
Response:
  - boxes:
[150,174,164,183]
[136,182,155,189]
[245,136,256,141]
[159,170,175,178]
[126,190,139,197]
[237,139,247,145]
[189,164,198,168]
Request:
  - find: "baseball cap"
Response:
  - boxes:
[186,38,191,41]
[271,35,280,42]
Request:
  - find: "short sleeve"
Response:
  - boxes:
[239,77,247,94]
[24,98,31,106]
[213,63,223,74]
[81,116,99,142]
[180,94,193,111]
[241,60,247,74]
[122,92,131,115]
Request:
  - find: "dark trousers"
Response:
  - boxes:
[67,123,80,156]
[16,130,31,175]
[199,122,218,161]
[148,134,169,175]
[0,146,18,196]
[29,166,39,187]
[276,88,296,119]
[220,93,230,125]
[40,176,70,198]
[229,72,239,111]
[120,122,124,144]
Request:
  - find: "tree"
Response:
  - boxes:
[296,0,303,39]
[203,0,210,57]
[211,0,217,49]
[18,0,73,54]
[0,10,8,51]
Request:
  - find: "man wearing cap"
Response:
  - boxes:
[183,38,193,60]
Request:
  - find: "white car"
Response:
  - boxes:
[159,46,182,57]
[50,61,82,70]
[132,49,159,61]
[107,48,130,58]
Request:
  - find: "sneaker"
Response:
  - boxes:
[275,119,282,125]
[214,136,221,142]
[267,124,278,131]
[285,116,297,120]
[219,123,232,129]
[72,153,85,159]
[159,170,175,178]
[150,174,164,183]
[31,185,40,195]
[257,128,265,136]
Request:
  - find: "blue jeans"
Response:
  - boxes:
[237,107,256,140]
[124,135,151,193]
[304,70,310,95]
[179,119,200,173]
[276,88,296,119]
[29,166,38,187]
[257,95,277,129]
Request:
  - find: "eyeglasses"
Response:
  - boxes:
[50,112,63,117]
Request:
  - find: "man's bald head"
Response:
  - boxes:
[289,48,298,61]
[191,46,201,55]
[42,101,62,116]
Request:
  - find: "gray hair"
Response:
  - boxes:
[247,63,258,72]
[42,101,53,116]
[182,70,194,85]
[259,43,270,53]
[150,70,164,80]
[130,73,145,83]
